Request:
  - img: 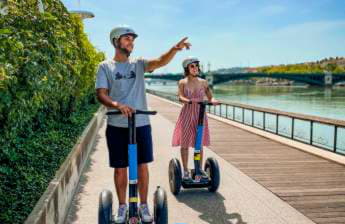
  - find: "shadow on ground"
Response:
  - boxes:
[176,190,247,224]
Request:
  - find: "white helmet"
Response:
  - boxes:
[182,56,200,69]
[109,25,138,47]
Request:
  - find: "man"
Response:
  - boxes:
[95,25,191,223]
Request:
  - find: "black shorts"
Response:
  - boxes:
[105,125,154,168]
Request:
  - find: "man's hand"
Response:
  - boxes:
[145,37,192,72]
[173,37,191,51]
[117,103,134,117]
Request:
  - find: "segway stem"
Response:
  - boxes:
[190,101,212,176]
[106,109,157,220]
[128,114,138,219]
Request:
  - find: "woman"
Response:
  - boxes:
[172,56,219,181]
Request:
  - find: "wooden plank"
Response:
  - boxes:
[299,206,345,213]
[312,217,345,224]
[282,195,345,203]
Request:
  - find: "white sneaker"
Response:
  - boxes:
[139,203,153,223]
[183,170,190,180]
[114,204,127,223]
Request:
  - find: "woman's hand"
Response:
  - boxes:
[211,98,220,105]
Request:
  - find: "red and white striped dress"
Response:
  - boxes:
[172,87,210,148]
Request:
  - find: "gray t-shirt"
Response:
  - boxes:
[95,58,150,127]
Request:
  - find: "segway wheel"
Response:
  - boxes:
[98,189,113,224]
[168,158,182,195]
[205,157,220,192]
[154,186,168,224]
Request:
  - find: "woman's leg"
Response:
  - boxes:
[180,147,189,172]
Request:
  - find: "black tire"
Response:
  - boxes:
[98,189,113,224]
[204,157,220,192]
[168,158,182,195]
[154,186,168,224]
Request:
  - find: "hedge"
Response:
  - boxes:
[0,0,105,223]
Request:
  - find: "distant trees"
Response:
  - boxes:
[257,57,345,74]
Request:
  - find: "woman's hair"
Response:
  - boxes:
[184,68,189,76]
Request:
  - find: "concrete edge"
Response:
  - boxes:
[25,105,106,224]
[147,93,345,166]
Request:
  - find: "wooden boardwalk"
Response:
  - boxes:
[148,94,345,224]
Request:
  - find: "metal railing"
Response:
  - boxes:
[147,89,345,156]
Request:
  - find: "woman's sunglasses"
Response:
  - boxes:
[189,63,199,69]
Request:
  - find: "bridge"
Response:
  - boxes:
[145,72,345,87]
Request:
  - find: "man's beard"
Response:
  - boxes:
[117,42,133,57]
[118,46,131,57]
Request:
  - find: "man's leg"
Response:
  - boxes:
[114,168,127,204]
[106,125,129,222]
[137,125,154,222]
[138,163,149,203]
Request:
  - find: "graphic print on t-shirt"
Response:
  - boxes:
[115,70,136,80]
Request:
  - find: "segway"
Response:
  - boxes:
[169,101,220,195]
[99,110,168,224]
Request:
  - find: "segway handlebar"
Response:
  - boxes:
[106,110,157,115]
[188,101,214,106]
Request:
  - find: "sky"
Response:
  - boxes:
[61,0,345,73]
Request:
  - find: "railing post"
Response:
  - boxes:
[310,121,314,145]
[334,126,338,152]
[263,112,266,130]
[252,110,254,126]
[291,117,294,139]
[242,108,245,124]
[276,114,279,134]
